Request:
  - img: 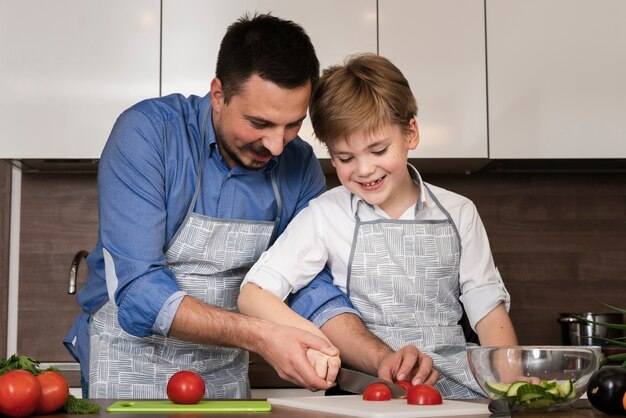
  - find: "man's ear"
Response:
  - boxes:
[406,118,420,150]
[210,77,224,112]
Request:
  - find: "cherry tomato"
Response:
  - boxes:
[394,380,413,392]
[362,382,391,401]
[34,371,70,415]
[406,383,443,405]
[0,370,42,417]
[167,370,206,404]
[587,366,626,415]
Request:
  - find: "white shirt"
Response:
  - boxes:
[243,165,511,330]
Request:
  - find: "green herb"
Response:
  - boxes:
[63,395,101,414]
[0,354,42,375]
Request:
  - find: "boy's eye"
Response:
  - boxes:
[373,147,388,156]
[336,156,353,163]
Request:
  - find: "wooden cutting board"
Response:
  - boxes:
[106,400,271,413]
[268,395,489,418]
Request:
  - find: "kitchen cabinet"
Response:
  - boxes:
[0,0,160,159]
[161,0,377,158]
[378,0,488,159]
[487,0,626,158]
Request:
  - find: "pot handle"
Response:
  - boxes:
[557,316,579,324]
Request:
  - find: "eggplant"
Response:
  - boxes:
[587,366,626,415]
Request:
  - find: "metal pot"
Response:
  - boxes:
[557,312,624,346]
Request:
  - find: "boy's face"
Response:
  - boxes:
[329,120,420,216]
[210,74,310,170]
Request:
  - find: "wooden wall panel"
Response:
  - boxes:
[14,170,626,385]
[424,172,626,345]
[18,173,98,362]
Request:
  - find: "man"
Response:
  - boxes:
[65,13,435,399]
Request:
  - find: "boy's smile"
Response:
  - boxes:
[329,119,421,218]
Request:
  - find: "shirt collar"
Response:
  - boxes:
[349,163,428,217]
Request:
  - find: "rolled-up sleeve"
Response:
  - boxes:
[457,202,511,330]
[242,206,330,299]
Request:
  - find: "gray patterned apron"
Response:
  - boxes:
[347,185,484,399]
[88,105,281,399]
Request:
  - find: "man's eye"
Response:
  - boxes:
[251,121,268,129]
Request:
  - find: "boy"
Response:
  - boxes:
[238,53,517,398]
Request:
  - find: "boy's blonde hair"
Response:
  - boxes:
[310,53,418,147]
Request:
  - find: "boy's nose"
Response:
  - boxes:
[357,159,376,176]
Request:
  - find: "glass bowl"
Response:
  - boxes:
[467,345,600,412]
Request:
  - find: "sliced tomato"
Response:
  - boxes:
[406,383,443,405]
[362,382,392,401]
[394,380,413,392]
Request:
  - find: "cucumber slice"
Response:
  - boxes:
[506,381,529,397]
[539,379,557,389]
[484,381,511,397]
[558,380,574,398]
[516,384,545,402]
[525,398,558,409]
[545,387,560,398]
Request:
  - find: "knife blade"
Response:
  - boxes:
[336,367,407,398]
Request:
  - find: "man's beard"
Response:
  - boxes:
[215,128,272,170]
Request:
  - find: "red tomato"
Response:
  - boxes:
[394,380,413,393]
[34,371,70,415]
[406,383,443,405]
[167,371,206,404]
[0,370,42,417]
[362,382,392,401]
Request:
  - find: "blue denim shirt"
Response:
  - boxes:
[64,92,357,384]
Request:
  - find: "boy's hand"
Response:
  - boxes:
[306,347,341,384]
[377,345,439,386]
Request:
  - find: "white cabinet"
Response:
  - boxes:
[0,0,160,159]
[378,0,488,159]
[161,0,377,158]
[487,0,626,158]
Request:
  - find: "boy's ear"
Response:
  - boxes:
[210,77,224,112]
[406,118,420,150]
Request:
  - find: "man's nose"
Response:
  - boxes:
[262,127,287,156]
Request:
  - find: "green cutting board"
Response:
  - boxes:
[107,400,271,413]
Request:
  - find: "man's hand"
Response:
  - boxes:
[377,345,439,386]
[169,295,339,392]
[256,323,340,392]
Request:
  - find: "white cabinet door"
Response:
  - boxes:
[379,0,488,158]
[162,0,377,158]
[487,0,626,158]
[0,0,160,159]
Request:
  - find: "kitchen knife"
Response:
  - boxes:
[337,367,407,398]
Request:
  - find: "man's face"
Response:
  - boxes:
[210,74,311,170]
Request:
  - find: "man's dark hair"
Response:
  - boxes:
[215,13,319,103]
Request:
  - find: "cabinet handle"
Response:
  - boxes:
[68,250,89,294]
